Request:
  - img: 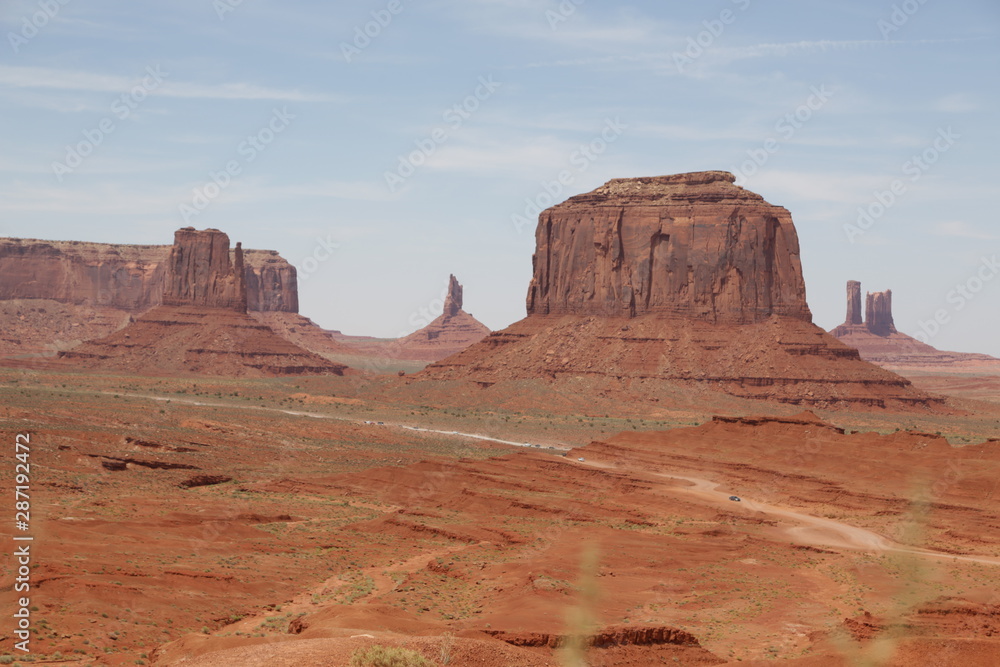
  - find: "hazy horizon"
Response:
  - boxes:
[1,0,997,355]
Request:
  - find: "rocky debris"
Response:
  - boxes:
[162,228,247,311]
[59,305,349,377]
[89,454,200,471]
[0,236,298,313]
[484,625,702,648]
[831,280,1000,372]
[179,475,233,489]
[526,171,811,324]
[413,173,940,411]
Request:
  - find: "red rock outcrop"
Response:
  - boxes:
[865,289,895,336]
[831,280,1000,374]
[0,236,298,312]
[161,228,247,311]
[526,171,811,324]
[846,280,863,326]
[390,274,490,361]
[326,275,491,368]
[57,228,346,377]
[58,305,348,377]
[444,273,462,316]
[408,172,942,411]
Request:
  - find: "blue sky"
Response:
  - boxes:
[1,0,998,356]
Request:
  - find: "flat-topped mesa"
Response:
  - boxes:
[0,237,298,313]
[526,171,812,324]
[162,228,247,312]
[443,274,463,317]
[866,289,896,337]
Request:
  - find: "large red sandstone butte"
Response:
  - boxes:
[162,227,248,311]
[0,233,300,358]
[58,229,346,377]
[831,280,1000,373]
[411,172,942,411]
[527,171,811,323]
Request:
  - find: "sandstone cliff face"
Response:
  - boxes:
[443,274,463,317]
[0,237,297,313]
[865,289,895,336]
[244,250,298,312]
[0,238,167,310]
[526,171,812,324]
[846,280,863,326]
[162,228,247,311]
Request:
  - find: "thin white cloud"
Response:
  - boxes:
[933,221,997,240]
[0,65,338,102]
[524,37,986,73]
[934,93,980,113]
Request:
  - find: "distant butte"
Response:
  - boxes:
[407,171,943,411]
[327,274,491,366]
[831,279,1000,373]
[58,228,347,377]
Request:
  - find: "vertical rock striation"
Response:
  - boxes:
[865,290,895,337]
[443,274,463,317]
[846,280,863,326]
[526,171,812,324]
[162,228,247,312]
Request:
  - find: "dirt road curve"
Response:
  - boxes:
[577,459,1000,566]
[99,391,1000,566]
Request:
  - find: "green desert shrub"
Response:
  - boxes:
[349,645,434,667]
